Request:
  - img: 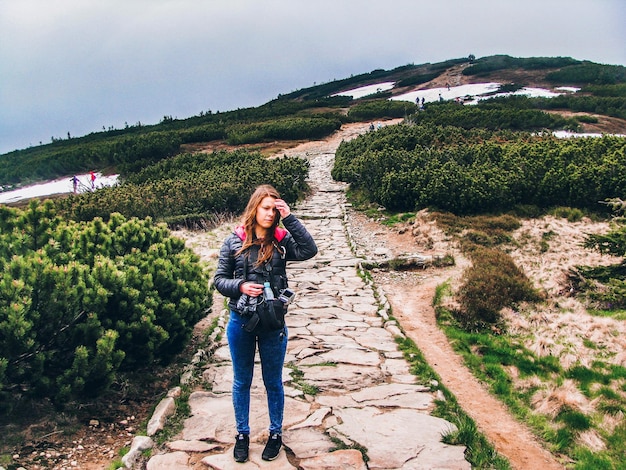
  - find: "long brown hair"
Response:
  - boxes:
[236,184,281,266]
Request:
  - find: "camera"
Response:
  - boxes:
[278,288,296,305]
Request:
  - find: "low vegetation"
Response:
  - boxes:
[332,120,626,215]
[382,208,625,469]
[54,149,310,225]
[0,200,211,408]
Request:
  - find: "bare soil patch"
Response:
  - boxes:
[547,109,626,135]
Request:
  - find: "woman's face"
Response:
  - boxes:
[255,196,277,231]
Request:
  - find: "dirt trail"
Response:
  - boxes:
[379,273,564,470]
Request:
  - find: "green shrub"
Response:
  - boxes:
[583,83,626,98]
[0,132,183,187]
[0,201,210,405]
[463,55,580,76]
[456,246,541,327]
[545,63,626,85]
[410,103,571,131]
[552,206,584,222]
[55,150,310,223]
[347,100,418,120]
[225,117,341,145]
[396,72,440,88]
[332,122,626,215]
[535,95,626,120]
[576,199,626,308]
[574,115,599,124]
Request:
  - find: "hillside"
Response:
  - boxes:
[1,55,626,469]
[1,54,625,194]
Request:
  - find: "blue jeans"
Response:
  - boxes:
[227,310,288,435]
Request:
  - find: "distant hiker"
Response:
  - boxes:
[377,122,382,130]
[439,93,443,102]
[71,175,79,194]
[369,123,375,131]
[89,171,96,189]
[421,97,425,105]
[446,82,450,91]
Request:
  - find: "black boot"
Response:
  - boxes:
[262,433,282,461]
[233,433,249,463]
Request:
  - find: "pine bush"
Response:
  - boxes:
[457,246,541,328]
[0,201,210,404]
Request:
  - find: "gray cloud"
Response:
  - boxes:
[1,0,624,153]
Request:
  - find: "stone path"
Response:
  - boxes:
[141,124,471,469]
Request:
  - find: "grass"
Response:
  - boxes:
[427,210,626,467]
[393,327,511,468]
[381,211,416,226]
[434,282,626,469]
[285,362,321,396]
[431,210,626,465]
[106,448,130,470]
[587,308,626,321]
[345,187,417,227]
[328,436,370,462]
[153,391,193,446]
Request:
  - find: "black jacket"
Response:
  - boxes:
[213,214,317,313]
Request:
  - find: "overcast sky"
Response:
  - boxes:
[1,0,624,155]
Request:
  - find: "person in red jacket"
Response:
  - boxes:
[214,184,317,463]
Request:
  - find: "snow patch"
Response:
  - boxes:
[332,81,395,99]
[553,130,626,139]
[391,83,501,105]
[0,172,119,204]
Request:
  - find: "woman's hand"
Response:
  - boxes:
[240,282,263,297]
[274,198,291,218]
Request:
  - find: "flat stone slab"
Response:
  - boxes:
[146,451,190,470]
[332,407,465,469]
[167,440,221,453]
[301,364,386,391]
[298,346,381,367]
[345,327,399,352]
[299,449,368,470]
[284,427,336,459]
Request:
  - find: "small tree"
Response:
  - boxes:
[584,198,626,257]
[456,245,541,329]
[577,198,626,307]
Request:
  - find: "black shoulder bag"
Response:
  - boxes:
[256,262,285,331]
[241,248,285,333]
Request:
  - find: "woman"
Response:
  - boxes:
[213,184,318,462]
